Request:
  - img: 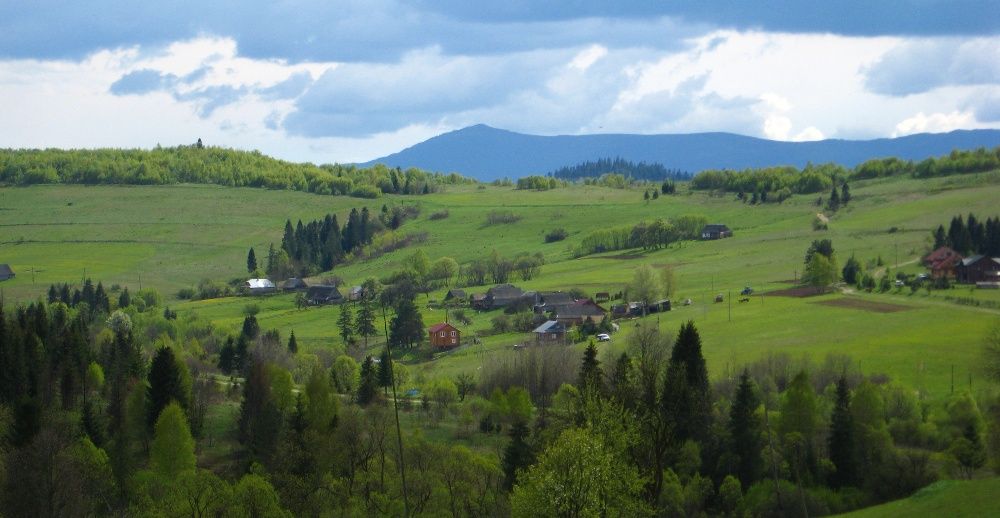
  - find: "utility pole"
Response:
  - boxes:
[138,272,142,291]
[381,304,410,517]
[728,290,732,322]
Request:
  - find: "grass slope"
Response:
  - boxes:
[835,478,1000,517]
[3,172,1000,403]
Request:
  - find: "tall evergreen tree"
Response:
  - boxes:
[948,215,972,253]
[968,213,985,253]
[247,247,257,274]
[241,315,260,340]
[146,346,186,430]
[238,361,282,461]
[377,348,392,394]
[841,182,851,206]
[389,296,424,350]
[502,422,535,490]
[828,185,840,211]
[356,356,379,406]
[337,303,355,345]
[287,330,298,354]
[355,297,377,348]
[729,369,762,488]
[608,352,635,406]
[218,336,236,374]
[118,287,131,309]
[828,376,856,488]
[933,224,948,249]
[577,341,603,395]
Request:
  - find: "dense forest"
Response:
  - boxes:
[0,145,475,198]
[549,157,691,182]
[932,213,1000,256]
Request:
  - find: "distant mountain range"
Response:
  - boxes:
[364,124,1000,181]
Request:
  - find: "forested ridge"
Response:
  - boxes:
[549,157,691,182]
[0,145,475,197]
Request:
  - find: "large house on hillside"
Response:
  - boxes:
[923,246,963,279]
[552,299,607,326]
[955,255,1000,285]
[701,224,732,240]
[243,278,276,295]
[533,320,567,344]
[428,322,460,348]
[306,285,344,305]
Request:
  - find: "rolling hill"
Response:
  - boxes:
[365,124,1000,181]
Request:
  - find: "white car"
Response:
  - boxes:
[596,333,611,342]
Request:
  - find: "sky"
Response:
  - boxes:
[0,1,998,164]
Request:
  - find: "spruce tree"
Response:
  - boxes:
[287,330,298,354]
[377,348,392,394]
[337,303,355,345]
[577,341,603,395]
[146,346,186,430]
[670,321,709,394]
[241,315,260,340]
[355,297,377,348]
[247,247,257,274]
[828,184,840,211]
[828,376,855,488]
[357,356,379,406]
[608,352,635,405]
[502,422,535,490]
[218,337,236,374]
[390,296,424,350]
[729,369,762,488]
[841,182,851,206]
[933,224,948,249]
[118,287,131,309]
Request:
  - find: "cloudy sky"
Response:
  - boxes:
[1,1,998,163]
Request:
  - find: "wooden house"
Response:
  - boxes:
[444,289,467,303]
[306,285,344,305]
[553,299,607,326]
[533,320,566,344]
[428,322,460,348]
[956,255,1000,285]
[243,278,276,295]
[923,246,963,279]
[282,278,308,291]
[701,224,732,240]
[485,284,525,309]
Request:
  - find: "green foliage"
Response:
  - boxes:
[150,402,196,478]
[551,157,689,183]
[146,346,187,430]
[516,175,562,190]
[728,369,763,488]
[829,377,856,488]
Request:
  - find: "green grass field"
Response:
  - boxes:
[3,172,1000,404]
[835,478,1000,517]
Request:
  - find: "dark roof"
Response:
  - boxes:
[960,254,985,266]
[487,284,524,301]
[702,224,731,233]
[539,292,574,305]
[445,289,467,299]
[0,264,13,277]
[533,320,566,334]
[555,299,607,319]
[306,285,343,301]
[283,278,308,289]
[429,322,458,333]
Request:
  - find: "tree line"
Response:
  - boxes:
[574,214,709,257]
[932,213,1000,256]
[0,146,474,197]
[549,157,691,182]
[854,146,1000,179]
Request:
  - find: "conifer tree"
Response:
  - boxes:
[337,303,355,344]
[377,348,392,394]
[147,346,186,430]
[841,182,851,206]
[389,296,424,350]
[729,369,763,488]
[118,287,131,309]
[287,330,298,354]
[502,422,535,490]
[247,247,257,274]
[238,361,282,461]
[933,224,948,249]
[828,184,840,211]
[218,336,236,374]
[241,315,260,340]
[577,341,603,395]
[608,352,635,405]
[357,356,379,406]
[828,376,855,488]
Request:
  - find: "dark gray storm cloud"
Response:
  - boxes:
[2,1,996,62]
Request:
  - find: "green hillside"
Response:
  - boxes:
[835,479,1000,517]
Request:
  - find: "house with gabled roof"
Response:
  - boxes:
[701,224,732,240]
[243,278,276,295]
[553,299,607,326]
[306,285,343,305]
[485,284,525,309]
[923,246,963,279]
[428,322,460,348]
[956,255,1000,285]
[533,320,566,344]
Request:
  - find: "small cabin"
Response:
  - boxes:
[429,322,460,348]
[243,278,276,295]
[306,285,344,305]
[533,320,567,344]
[701,224,732,240]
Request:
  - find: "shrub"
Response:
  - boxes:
[485,210,522,225]
[428,209,450,220]
[350,184,381,198]
[176,288,195,300]
[544,228,568,243]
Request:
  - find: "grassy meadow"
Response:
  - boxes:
[2,171,1000,404]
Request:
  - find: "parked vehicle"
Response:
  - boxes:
[741,286,754,296]
[597,333,611,342]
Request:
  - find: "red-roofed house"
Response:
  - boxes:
[428,322,460,348]
[924,246,963,279]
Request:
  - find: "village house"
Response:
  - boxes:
[533,320,567,344]
[348,286,364,301]
[428,322,460,348]
[955,255,1000,286]
[484,284,525,309]
[594,291,611,303]
[923,246,963,279]
[470,293,488,310]
[243,278,276,295]
[443,289,467,304]
[701,224,732,240]
[282,277,308,291]
[553,299,607,326]
[534,291,575,314]
[306,285,344,305]
[0,264,14,281]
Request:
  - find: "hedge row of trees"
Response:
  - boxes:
[549,157,691,182]
[691,163,843,199]
[515,176,565,190]
[0,146,474,197]
[854,146,1000,179]
[932,213,1000,256]
[574,214,709,257]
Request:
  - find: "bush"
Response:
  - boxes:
[350,184,381,198]
[176,288,195,300]
[428,210,450,220]
[544,228,568,243]
[485,210,522,225]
